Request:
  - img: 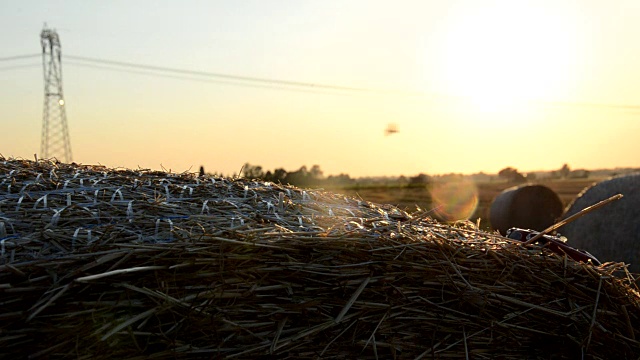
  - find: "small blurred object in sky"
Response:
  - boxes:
[385,123,398,136]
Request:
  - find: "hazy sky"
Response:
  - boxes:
[1,0,639,177]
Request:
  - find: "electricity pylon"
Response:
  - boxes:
[40,26,72,163]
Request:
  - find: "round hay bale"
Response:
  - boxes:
[561,173,640,272]
[1,158,640,359]
[489,184,563,235]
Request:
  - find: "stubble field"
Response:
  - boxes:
[332,178,602,232]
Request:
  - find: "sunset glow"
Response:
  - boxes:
[1,1,639,177]
[436,1,578,115]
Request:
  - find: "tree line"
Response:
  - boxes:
[233,163,432,188]
[198,162,597,189]
[497,164,590,183]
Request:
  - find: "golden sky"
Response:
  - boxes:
[1,0,639,177]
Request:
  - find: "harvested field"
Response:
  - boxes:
[1,158,639,359]
[335,179,600,231]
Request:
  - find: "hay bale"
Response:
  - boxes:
[561,173,640,272]
[1,158,639,359]
[489,184,563,235]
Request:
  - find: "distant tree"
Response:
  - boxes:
[326,173,354,186]
[285,166,311,186]
[309,165,323,180]
[271,168,288,183]
[559,164,571,179]
[242,163,264,179]
[498,167,526,183]
[409,173,431,185]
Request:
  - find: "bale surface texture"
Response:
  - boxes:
[561,173,640,272]
[1,158,640,359]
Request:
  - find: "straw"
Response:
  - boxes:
[0,157,639,359]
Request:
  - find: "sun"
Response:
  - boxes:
[434,1,578,114]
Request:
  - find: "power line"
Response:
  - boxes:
[64,60,359,96]
[0,63,41,71]
[3,52,640,112]
[65,54,378,93]
[543,100,640,112]
[63,54,640,112]
[0,54,41,62]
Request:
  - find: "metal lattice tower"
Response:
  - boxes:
[41,26,72,163]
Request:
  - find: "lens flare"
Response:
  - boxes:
[430,179,479,222]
